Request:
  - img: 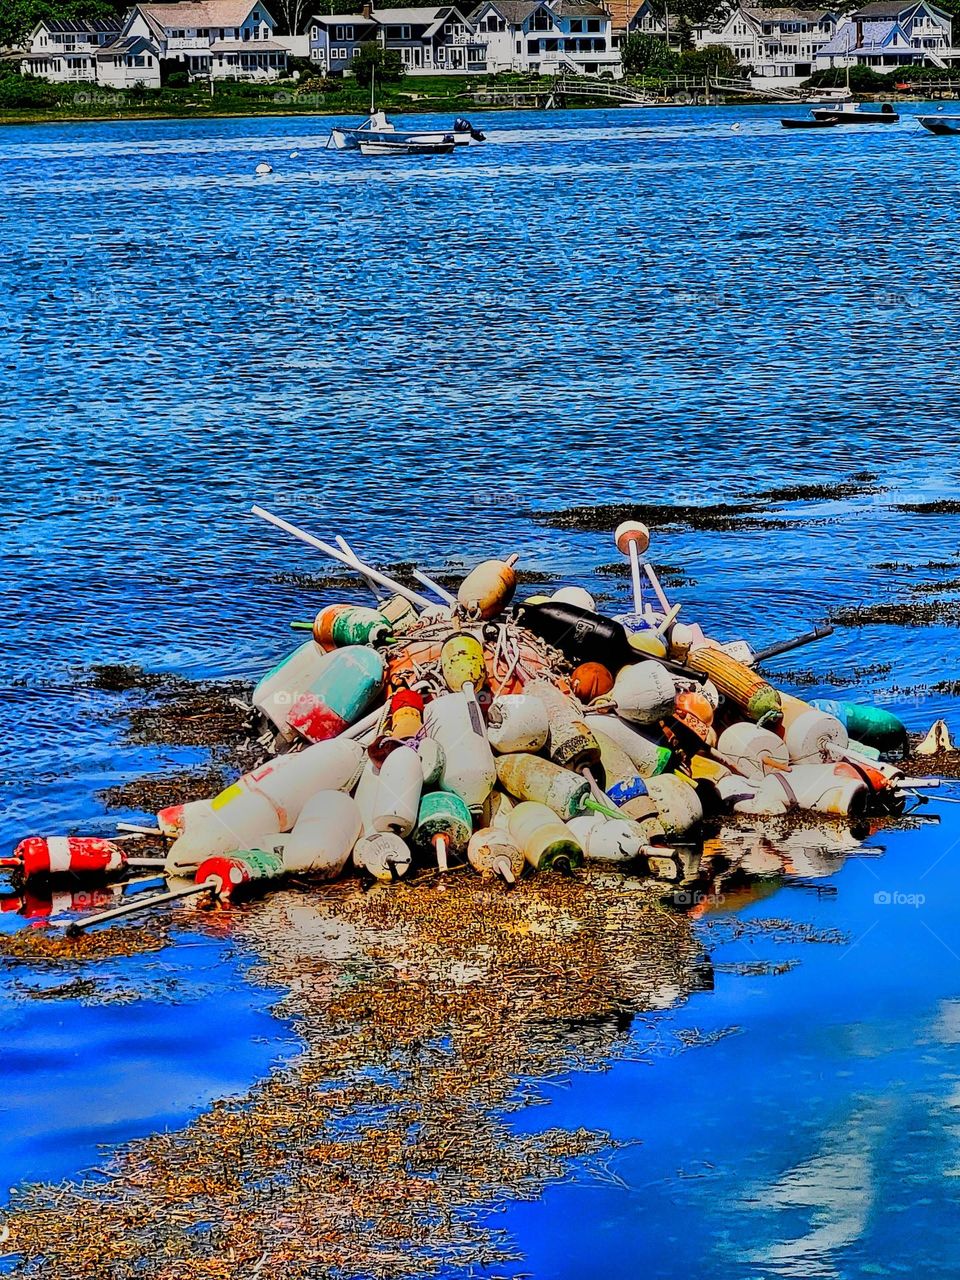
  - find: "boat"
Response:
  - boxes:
[811,102,900,124]
[918,114,960,135]
[802,89,854,105]
[781,116,840,129]
[357,137,456,157]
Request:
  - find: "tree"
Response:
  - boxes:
[620,32,678,75]
[271,0,310,36]
[352,41,405,86]
[678,44,741,74]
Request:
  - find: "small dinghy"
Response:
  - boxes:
[358,137,455,156]
[919,114,960,135]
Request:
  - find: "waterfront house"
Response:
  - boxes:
[813,0,952,69]
[308,11,380,74]
[21,17,124,83]
[695,5,837,83]
[471,0,620,77]
[123,1,290,80]
[374,6,488,74]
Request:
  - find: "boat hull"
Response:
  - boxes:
[811,108,900,124]
[781,117,839,129]
[919,115,960,135]
[358,139,455,156]
[332,126,477,149]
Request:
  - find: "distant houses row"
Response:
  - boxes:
[14,0,958,90]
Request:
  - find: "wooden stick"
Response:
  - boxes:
[251,505,433,609]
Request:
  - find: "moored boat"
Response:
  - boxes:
[781,116,840,129]
[330,109,484,151]
[811,102,900,124]
[918,114,960,135]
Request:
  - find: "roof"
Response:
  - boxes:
[471,0,540,19]
[743,7,832,21]
[816,15,909,51]
[310,12,378,22]
[97,34,159,54]
[209,37,289,48]
[605,0,646,29]
[136,1,270,29]
[853,0,946,14]
[552,0,609,15]
[34,16,123,33]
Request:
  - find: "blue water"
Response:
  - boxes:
[3,103,960,1274]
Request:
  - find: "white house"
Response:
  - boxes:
[21,17,124,83]
[696,5,837,82]
[125,0,290,80]
[471,0,620,76]
[814,0,952,69]
[308,11,380,73]
[96,33,164,85]
[375,6,488,74]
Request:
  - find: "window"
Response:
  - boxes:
[587,18,600,31]
[527,37,538,50]
[386,24,411,37]
[332,45,348,57]
[569,18,583,30]
[311,25,319,37]
[516,37,521,50]
[134,53,145,64]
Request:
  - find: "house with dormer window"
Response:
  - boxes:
[308,11,380,73]
[21,17,125,83]
[123,1,289,80]
[471,0,620,76]
[814,0,951,68]
[696,5,837,80]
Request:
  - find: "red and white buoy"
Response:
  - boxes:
[2,837,129,882]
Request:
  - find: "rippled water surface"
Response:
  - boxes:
[2,104,960,1277]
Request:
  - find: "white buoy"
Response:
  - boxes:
[290,150,301,158]
[612,662,676,724]
[424,691,496,814]
[614,521,649,614]
[486,694,550,754]
[551,586,596,611]
[784,707,849,764]
[585,714,671,778]
[353,832,411,882]
[416,736,446,785]
[566,814,647,864]
[162,738,364,870]
[371,745,423,837]
[283,791,362,877]
[252,640,330,733]
[645,775,703,836]
[715,723,789,778]
[255,161,273,175]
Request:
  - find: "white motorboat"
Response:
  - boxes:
[329,109,484,151]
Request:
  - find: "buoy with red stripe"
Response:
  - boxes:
[288,646,386,743]
[193,847,285,900]
[2,837,129,883]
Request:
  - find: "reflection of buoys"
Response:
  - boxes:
[413,790,472,871]
[467,827,524,883]
[353,832,411,882]
[645,774,703,836]
[612,662,676,725]
[424,692,496,813]
[487,694,549,754]
[457,557,517,619]
[288,646,385,743]
[283,791,363,877]
[508,801,583,872]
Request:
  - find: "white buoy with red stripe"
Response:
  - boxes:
[1,837,150,883]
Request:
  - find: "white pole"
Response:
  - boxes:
[413,568,456,605]
[628,542,643,613]
[335,534,385,601]
[251,505,433,609]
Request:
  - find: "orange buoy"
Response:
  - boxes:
[570,662,614,702]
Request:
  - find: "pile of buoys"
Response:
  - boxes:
[3,509,929,932]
